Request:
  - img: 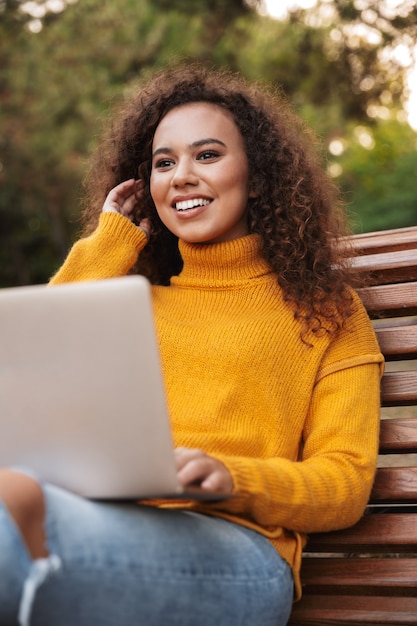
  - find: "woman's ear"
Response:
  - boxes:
[248,178,258,199]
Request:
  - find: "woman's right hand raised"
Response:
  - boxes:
[102,179,151,240]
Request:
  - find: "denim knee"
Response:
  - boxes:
[2,485,294,626]
[0,500,61,626]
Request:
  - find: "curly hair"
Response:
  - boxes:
[81,63,358,337]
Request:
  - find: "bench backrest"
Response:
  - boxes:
[290,225,417,625]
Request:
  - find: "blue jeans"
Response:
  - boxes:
[0,483,293,626]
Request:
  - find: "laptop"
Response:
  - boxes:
[0,276,227,501]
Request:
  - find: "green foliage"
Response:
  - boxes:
[1,0,416,286]
[335,120,417,232]
[1,1,83,285]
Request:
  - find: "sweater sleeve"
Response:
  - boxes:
[202,299,383,534]
[206,362,381,533]
[50,212,147,284]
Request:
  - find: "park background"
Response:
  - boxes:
[1,0,416,287]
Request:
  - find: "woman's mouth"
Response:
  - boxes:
[174,198,211,212]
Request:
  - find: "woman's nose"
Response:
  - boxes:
[171,158,198,187]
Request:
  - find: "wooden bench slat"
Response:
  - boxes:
[371,467,417,503]
[299,558,417,596]
[347,226,417,255]
[348,226,417,254]
[358,282,417,317]
[381,371,417,406]
[350,249,417,272]
[289,595,417,625]
[375,325,417,358]
[305,513,417,553]
[379,418,417,453]
[350,249,417,284]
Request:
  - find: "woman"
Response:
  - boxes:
[0,64,383,626]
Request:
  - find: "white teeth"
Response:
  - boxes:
[175,198,210,211]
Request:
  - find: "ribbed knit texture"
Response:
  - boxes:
[51,212,384,598]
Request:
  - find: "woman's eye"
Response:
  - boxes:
[154,158,174,169]
[197,150,220,161]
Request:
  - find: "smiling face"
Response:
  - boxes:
[150,102,251,244]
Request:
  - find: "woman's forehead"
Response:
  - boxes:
[152,102,242,149]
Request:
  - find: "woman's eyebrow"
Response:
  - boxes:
[192,138,226,149]
[152,138,226,159]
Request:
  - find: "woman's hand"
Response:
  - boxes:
[174,447,234,494]
[102,179,151,239]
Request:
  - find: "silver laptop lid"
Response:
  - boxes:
[0,276,181,498]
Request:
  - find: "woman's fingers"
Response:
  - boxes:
[174,448,234,494]
[102,179,135,214]
[102,179,146,221]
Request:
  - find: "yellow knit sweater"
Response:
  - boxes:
[51,212,384,597]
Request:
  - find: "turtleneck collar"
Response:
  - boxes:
[171,234,273,288]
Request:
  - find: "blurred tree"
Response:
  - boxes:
[289,0,417,118]
[0,0,416,286]
[333,119,417,232]
[0,0,84,284]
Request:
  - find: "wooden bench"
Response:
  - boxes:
[289,225,417,625]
